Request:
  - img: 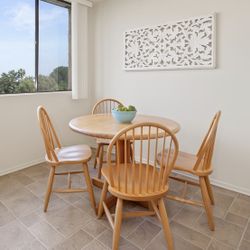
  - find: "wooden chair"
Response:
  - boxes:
[92,98,123,179]
[157,111,221,231]
[97,122,179,250]
[37,106,96,213]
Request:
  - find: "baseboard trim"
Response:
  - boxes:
[0,158,45,176]
[4,152,249,197]
[172,170,250,196]
[133,156,250,196]
[0,145,98,177]
[210,178,250,196]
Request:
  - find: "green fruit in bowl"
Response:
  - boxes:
[117,104,124,111]
[112,105,137,123]
[128,105,136,111]
[114,104,137,112]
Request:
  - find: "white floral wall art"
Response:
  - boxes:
[124,14,216,70]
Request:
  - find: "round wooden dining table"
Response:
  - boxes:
[69,113,180,139]
[69,113,180,209]
[70,114,180,162]
[69,113,180,184]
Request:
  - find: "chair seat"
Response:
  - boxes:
[50,144,92,164]
[101,163,168,201]
[157,150,212,176]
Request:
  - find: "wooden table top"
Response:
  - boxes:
[69,114,180,139]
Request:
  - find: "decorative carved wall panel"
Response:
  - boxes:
[124,14,216,70]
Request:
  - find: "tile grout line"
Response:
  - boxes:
[42,200,95,240]
[0,200,49,250]
[170,206,213,250]
[221,192,248,249]
[236,217,249,249]
[2,160,250,250]
[16,218,49,250]
[92,228,113,249]
[142,229,162,250]
[98,202,154,248]
[141,188,200,249]
[122,218,148,249]
[23,192,87,248]
[81,236,108,250]
[222,192,239,220]
[142,197,187,250]
[205,238,213,250]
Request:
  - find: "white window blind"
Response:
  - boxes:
[71,0,92,99]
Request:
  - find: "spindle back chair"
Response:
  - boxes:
[92,98,123,114]
[98,122,179,250]
[194,111,221,173]
[92,98,123,179]
[37,106,96,213]
[160,111,221,231]
[37,106,61,164]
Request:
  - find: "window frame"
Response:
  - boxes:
[36,0,72,93]
[0,0,72,96]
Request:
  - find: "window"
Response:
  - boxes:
[0,0,71,95]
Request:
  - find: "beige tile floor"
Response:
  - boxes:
[0,154,249,250]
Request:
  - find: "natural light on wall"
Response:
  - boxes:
[0,0,92,98]
[70,0,92,99]
[0,0,71,94]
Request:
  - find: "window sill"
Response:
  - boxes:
[0,91,72,98]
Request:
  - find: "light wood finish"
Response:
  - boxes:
[157,111,221,231]
[37,106,96,213]
[98,180,108,217]
[70,113,180,190]
[92,98,123,115]
[113,198,123,250]
[121,211,155,218]
[70,114,180,140]
[200,177,215,230]
[158,198,174,250]
[83,163,97,212]
[44,166,55,212]
[92,99,123,180]
[53,188,87,193]
[205,176,215,205]
[98,122,179,250]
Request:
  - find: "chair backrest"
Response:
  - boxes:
[92,98,123,114]
[194,111,221,172]
[107,122,179,195]
[37,106,61,163]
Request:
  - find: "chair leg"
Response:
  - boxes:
[158,198,174,250]
[83,163,96,214]
[44,166,55,212]
[97,145,104,179]
[200,177,215,231]
[94,143,101,169]
[112,198,123,250]
[98,180,108,218]
[204,176,215,205]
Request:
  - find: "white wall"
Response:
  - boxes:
[0,92,94,175]
[0,7,97,176]
[91,0,250,194]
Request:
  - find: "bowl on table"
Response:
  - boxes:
[112,106,137,124]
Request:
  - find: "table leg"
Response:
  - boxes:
[117,139,131,164]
